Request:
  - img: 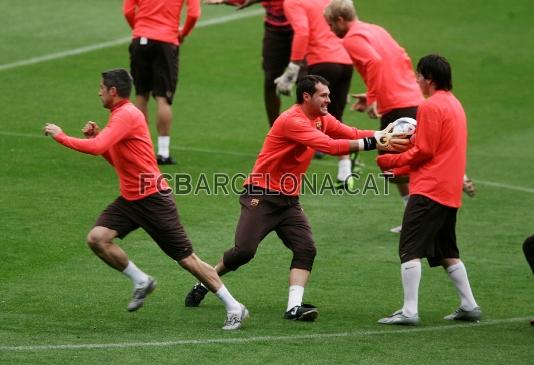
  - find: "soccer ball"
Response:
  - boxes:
[392,117,417,139]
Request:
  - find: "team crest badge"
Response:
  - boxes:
[315,120,322,130]
[251,198,260,207]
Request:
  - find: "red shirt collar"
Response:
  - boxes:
[111,98,130,112]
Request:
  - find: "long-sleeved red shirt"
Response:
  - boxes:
[54,100,168,201]
[283,0,351,66]
[244,104,374,195]
[378,91,467,208]
[123,0,201,46]
[342,21,423,115]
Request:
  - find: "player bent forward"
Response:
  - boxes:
[184,75,410,321]
[376,55,481,325]
[43,68,247,330]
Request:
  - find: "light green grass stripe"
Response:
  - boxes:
[0,9,263,72]
[0,317,529,352]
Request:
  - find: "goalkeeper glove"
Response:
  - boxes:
[274,62,300,96]
[374,123,396,151]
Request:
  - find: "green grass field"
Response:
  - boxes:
[1,0,534,363]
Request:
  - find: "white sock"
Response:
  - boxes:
[158,136,170,158]
[446,262,478,311]
[337,159,352,181]
[402,195,409,207]
[287,285,305,311]
[215,285,241,313]
[122,261,149,288]
[401,260,421,317]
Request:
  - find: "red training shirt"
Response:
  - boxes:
[342,21,423,115]
[283,0,351,66]
[54,100,169,201]
[244,104,374,195]
[123,0,201,46]
[383,91,467,208]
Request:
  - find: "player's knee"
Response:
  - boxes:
[306,244,317,260]
[292,243,317,266]
[234,247,257,265]
[223,246,257,270]
[86,230,102,251]
[86,227,112,252]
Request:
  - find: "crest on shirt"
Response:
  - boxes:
[315,120,322,130]
[250,198,260,207]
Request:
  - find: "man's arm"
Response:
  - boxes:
[283,117,409,155]
[343,35,384,117]
[322,114,375,140]
[44,114,131,156]
[376,106,440,170]
[123,0,137,29]
[180,0,201,42]
[283,0,308,63]
[81,121,114,165]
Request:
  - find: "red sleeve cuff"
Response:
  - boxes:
[329,140,351,155]
[54,132,67,144]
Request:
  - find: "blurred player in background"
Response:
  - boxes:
[184,75,410,321]
[376,55,481,325]
[276,0,356,189]
[43,69,248,330]
[205,0,306,127]
[324,0,424,232]
[522,234,534,325]
[123,0,201,165]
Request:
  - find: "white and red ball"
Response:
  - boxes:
[392,117,417,139]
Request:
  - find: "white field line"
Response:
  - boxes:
[0,9,264,72]
[0,316,529,352]
[1,130,532,193]
[474,180,534,194]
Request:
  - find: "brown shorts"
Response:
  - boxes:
[129,38,179,104]
[308,63,353,121]
[94,190,193,262]
[223,187,316,271]
[399,194,460,267]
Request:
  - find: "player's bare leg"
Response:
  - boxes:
[179,254,248,330]
[284,268,318,321]
[155,96,176,164]
[184,259,228,307]
[86,226,155,311]
[135,94,150,122]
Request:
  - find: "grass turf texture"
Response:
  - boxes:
[1,0,534,363]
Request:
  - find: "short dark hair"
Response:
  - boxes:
[416,54,453,91]
[296,75,330,103]
[101,68,133,98]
